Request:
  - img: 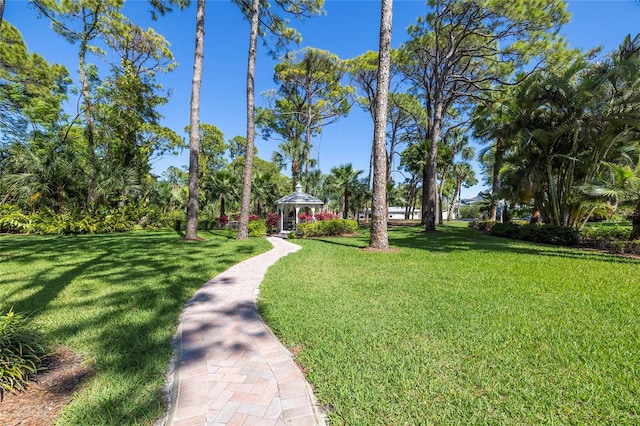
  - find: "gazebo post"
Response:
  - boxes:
[311,207,316,221]
[278,207,284,233]
[295,207,300,230]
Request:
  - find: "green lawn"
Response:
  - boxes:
[259,223,640,425]
[0,229,271,425]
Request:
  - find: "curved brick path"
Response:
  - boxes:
[165,237,325,426]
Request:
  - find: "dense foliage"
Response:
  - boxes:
[247,218,267,237]
[0,309,49,399]
[0,15,292,234]
[297,218,358,237]
[474,34,640,237]
[489,222,580,246]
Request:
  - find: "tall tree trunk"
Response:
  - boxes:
[448,176,461,221]
[185,0,205,240]
[369,0,393,250]
[0,191,10,206]
[530,207,541,224]
[489,137,503,222]
[237,0,260,240]
[437,167,448,225]
[546,161,561,226]
[304,99,313,192]
[78,39,98,206]
[0,0,5,27]
[291,159,300,191]
[425,102,443,232]
[421,166,428,224]
[343,188,349,219]
[630,198,640,240]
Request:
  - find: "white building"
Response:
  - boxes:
[361,207,422,220]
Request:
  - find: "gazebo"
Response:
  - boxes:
[275,183,324,233]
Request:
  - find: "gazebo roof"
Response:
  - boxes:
[275,183,324,207]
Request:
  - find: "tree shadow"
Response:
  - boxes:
[306,224,640,266]
[0,230,270,424]
[388,224,640,265]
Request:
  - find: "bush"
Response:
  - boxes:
[298,213,314,223]
[579,222,632,245]
[315,211,339,221]
[265,212,280,234]
[469,220,496,232]
[609,240,640,255]
[0,308,49,399]
[298,219,358,237]
[1,204,173,235]
[459,204,483,219]
[248,219,267,237]
[489,222,521,238]
[0,204,29,233]
[490,223,579,246]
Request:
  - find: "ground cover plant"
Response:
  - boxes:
[0,308,49,399]
[0,230,270,424]
[259,223,640,425]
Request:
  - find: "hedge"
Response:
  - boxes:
[297,219,358,237]
[248,219,267,237]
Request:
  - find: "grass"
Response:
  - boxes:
[259,222,640,425]
[0,229,271,425]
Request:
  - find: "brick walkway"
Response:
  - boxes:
[165,237,325,426]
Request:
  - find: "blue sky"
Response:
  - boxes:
[5,0,640,198]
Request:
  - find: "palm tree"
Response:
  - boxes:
[2,141,81,212]
[272,138,306,191]
[473,88,521,222]
[447,162,477,221]
[207,169,239,221]
[583,162,640,240]
[327,163,363,219]
[437,131,474,225]
[251,170,278,217]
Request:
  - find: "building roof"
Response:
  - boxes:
[275,184,324,207]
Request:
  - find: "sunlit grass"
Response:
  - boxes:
[0,229,271,425]
[259,223,640,425]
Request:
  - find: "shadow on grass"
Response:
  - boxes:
[396,225,640,264]
[307,224,640,265]
[0,230,269,424]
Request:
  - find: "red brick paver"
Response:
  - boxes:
[165,237,325,426]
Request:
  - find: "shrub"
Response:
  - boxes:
[248,219,267,237]
[609,240,640,255]
[459,204,483,219]
[489,222,521,238]
[298,219,358,237]
[490,223,579,246]
[579,223,631,245]
[0,204,30,233]
[0,308,49,399]
[265,212,280,234]
[315,211,339,221]
[469,220,496,232]
[1,204,173,235]
[298,213,314,223]
[215,215,229,229]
